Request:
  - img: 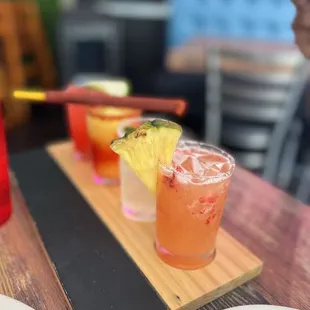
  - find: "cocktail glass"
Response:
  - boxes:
[155,141,235,270]
[117,117,161,221]
[87,107,141,185]
[66,86,90,159]
[66,80,130,160]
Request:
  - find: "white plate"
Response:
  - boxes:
[0,295,34,310]
[227,306,298,310]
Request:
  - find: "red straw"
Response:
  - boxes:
[45,89,187,116]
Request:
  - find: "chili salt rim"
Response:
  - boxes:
[159,140,236,184]
[80,81,140,121]
[87,107,141,122]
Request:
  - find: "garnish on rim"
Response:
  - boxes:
[110,120,182,193]
[86,80,130,97]
[123,126,136,136]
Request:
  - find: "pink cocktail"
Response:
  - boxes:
[156,141,235,270]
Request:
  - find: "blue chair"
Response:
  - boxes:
[168,0,296,48]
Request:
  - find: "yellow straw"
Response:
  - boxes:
[13,90,46,102]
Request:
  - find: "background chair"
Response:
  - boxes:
[57,11,124,86]
[0,1,56,129]
[168,0,295,48]
[205,47,308,188]
[294,93,310,203]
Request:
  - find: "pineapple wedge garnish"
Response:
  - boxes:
[110,120,182,193]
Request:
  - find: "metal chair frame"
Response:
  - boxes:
[205,47,308,186]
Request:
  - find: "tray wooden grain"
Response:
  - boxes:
[47,141,263,310]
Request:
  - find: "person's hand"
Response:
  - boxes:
[292,0,310,57]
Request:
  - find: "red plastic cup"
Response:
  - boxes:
[0,103,12,225]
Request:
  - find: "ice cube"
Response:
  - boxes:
[191,156,206,176]
[176,155,205,176]
[202,161,224,171]
[177,156,193,173]
[173,148,231,178]
[198,153,226,164]
[173,150,188,167]
[200,161,229,177]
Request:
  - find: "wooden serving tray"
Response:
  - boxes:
[47,141,263,310]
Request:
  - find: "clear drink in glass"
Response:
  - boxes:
[118,117,160,221]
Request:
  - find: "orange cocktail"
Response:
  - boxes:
[155,141,235,270]
[87,107,140,185]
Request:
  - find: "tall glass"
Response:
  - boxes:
[87,107,141,185]
[66,86,90,159]
[118,117,158,221]
[0,104,12,225]
[155,141,235,270]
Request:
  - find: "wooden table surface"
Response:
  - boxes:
[165,37,302,74]
[0,174,72,310]
[1,164,310,309]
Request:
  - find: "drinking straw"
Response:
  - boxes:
[13,89,187,116]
